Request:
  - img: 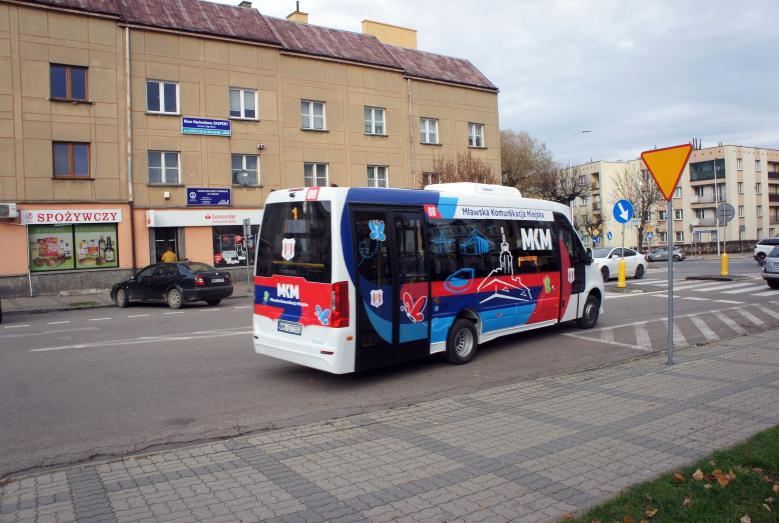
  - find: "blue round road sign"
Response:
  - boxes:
[606,231,613,241]
[613,199,634,224]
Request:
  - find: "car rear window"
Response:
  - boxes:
[256,201,332,283]
[181,263,215,273]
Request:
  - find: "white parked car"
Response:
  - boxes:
[591,247,647,281]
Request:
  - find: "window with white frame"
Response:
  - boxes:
[424,172,440,185]
[756,183,762,194]
[301,100,326,130]
[756,159,761,171]
[367,165,388,188]
[673,187,682,198]
[694,231,702,242]
[658,231,668,242]
[229,88,257,119]
[737,182,743,194]
[694,208,705,219]
[304,162,328,186]
[738,205,744,217]
[364,107,385,135]
[694,186,705,197]
[468,122,484,147]
[757,205,763,218]
[675,231,684,242]
[148,151,180,184]
[758,228,763,239]
[658,210,667,221]
[674,209,683,220]
[231,154,259,186]
[420,118,438,144]
[146,80,179,114]
[736,157,743,170]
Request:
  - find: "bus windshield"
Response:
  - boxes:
[256,201,332,283]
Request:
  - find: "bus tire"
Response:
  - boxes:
[446,318,478,365]
[576,293,600,329]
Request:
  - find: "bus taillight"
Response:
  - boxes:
[330,281,349,328]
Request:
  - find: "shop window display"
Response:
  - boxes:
[212,225,258,267]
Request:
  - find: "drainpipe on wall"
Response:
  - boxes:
[125,26,137,274]
[407,78,416,188]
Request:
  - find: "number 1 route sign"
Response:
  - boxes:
[641,144,693,200]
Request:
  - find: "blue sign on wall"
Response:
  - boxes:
[187,188,231,206]
[607,231,613,241]
[181,117,231,136]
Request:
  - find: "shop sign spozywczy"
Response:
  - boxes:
[21,209,123,225]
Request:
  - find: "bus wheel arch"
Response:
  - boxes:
[446,310,480,365]
[576,290,601,329]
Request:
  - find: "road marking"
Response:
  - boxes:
[563,332,652,351]
[717,314,746,334]
[682,296,709,301]
[693,281,759,292]
[0,327,100,340]
[88,317,111,321]
[713,299,743,304]
[689,315,718,342]
[198,309,219,312]
[631,279,666,286]
[233,305,251,309]
[736,308,766,327]
[599,328,615,344]
[29,328,253,352]
[672,322,688,347]
[760,307,779,321]
[3,324,31,329]
[634,324,651,349]
[127,314,150,318]
[47,321,70,325]
[722,284,770,294]
[752,290,778,297]
[164,311,185,315]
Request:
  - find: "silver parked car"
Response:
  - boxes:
[761,246,779,289]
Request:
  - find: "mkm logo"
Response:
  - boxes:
[277,283,300,299]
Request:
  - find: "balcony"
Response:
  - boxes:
[768,171,779,180]
[693,218,718,226]
[770,217,779,225]
[590,182,600,192]
[769,193,779,203]
[691,194,726,205]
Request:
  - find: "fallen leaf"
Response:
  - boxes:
[754,467,764,474]
[673,472,685,482]
[640,520,650,523]
[682,497,692,507]
[560,513,574,521]
[645,508,658,517]
[712,469,730,488]
[765,497,775,503]
[726,469,737,481]
[709,460,716,466]
[692,468,704,481]
[624,516,634,523]
[773,484,779,494]
[741,516,751,523]
[704,484,713,490]
[764,504,772,512]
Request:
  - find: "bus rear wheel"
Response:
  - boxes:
[446,318,478,365]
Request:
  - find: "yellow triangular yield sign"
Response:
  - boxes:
[641,144,693,201]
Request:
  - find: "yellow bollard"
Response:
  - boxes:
[617,258,627,288]
[720,252,729,276]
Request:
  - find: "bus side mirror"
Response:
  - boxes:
[585,248,593,265]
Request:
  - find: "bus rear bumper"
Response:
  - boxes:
[253,339,349,374]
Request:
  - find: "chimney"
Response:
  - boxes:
[362,20,417,49]
[238,1,252,7]
[287,1,308,24]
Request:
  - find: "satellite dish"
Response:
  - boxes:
[237,171,251,187]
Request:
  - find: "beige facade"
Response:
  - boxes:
[0,0,499,295]
[572,145,779,252]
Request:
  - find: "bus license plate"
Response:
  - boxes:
[277,320,302,335]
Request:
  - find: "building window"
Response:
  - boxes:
[212,225,258,268]
[756,183,762,194]
[301,100,326,130]
[736,157,743,171]
[229,88,257,119]
[420,118,439,144]
[304,163,328,186]
[738,205,744,218]
[756,159,762,171]
[737,182,744,194]
[364,107,385,135]
[658,231,668,242]
[52,142,90,178]
[694,208,705,219]
[148,151,180,185]
[658,210,667,221]
[673,187,682,199]
[757,206,763,218]
[468,122,485,147]
[674,209,683,221]
[50,64,87,101]
[367,165,388,188]
[675,231,684,242]
[231,154,259,186]
[29,224,119,272]
[146,80,179,114]
[424,172,440,185]
[757,228,763,239]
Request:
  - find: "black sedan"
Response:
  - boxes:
[111,262,233,309]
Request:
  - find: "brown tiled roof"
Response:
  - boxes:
[19,0,496,91]
[384,44,497,91]
[267,17,401,71]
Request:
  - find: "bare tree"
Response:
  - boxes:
[500,130,554,195]
[528,164,590,205]
[612,168,662,252]
[420,151,497,187]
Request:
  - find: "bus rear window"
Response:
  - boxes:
[256,201,332,283]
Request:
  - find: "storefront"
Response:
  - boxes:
[144,209,263,268]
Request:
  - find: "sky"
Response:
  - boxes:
[215,0,778,165]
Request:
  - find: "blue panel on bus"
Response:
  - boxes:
[345,187,439,206]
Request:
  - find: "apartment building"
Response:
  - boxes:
[572,145,779,251]
[0,0,499,295]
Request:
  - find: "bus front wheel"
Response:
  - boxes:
[576,293,600,329]
[446,318,478,365]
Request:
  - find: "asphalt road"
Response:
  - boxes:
[1,255,774,478]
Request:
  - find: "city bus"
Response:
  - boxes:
[253,183,604,374]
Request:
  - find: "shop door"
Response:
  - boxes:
[351,206,430,371]
[153,227,180,262]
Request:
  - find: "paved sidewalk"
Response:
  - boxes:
[1,281,253,315]
[2,331,779,522]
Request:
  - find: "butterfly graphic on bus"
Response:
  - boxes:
[315,304,331,326]
[368,220,386,242]
[401,292,427,323]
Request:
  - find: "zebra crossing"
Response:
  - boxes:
[564,299,779,352]
[618,277,777,302]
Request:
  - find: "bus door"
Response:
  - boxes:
[351,206,430,371]
[553,213,586,322]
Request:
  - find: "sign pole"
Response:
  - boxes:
[667,198,674,365]
[243,218,252,288]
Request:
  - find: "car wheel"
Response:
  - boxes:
[757,253,767,266]
[114,288,129,308]
[600,266,610,281]
[768,280,779,289]
[576,293,600,329]
[446,318,478,365]
[673,255,681,262]
[167,288,183,309]
[206,299,221,306]
[635,264,645,279]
